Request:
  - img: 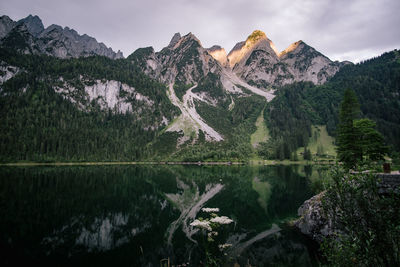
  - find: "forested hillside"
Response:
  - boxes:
[260,50,400,159]
[0,49,179,162]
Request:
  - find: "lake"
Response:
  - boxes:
[0,165,323,266]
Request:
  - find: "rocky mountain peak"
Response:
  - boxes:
[1,23,39,54]
[279,40,306,58]
[279,40,329,63]
[151,32,224,85]
[0,15,12,21]
[246,30,267,44]
[277,40,342,85]
[245,30,279,55]
[180,32,201,46]
[206,45,228,67]
[227,30,279,69]
[168,32,181,47]
[164,32,201,52]
[0,15,16,39]
[17,14,44,37]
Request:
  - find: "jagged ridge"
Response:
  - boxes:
[0,15,123,59]
[225,30,348,87]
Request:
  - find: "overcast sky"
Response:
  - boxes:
[1,0,399,62]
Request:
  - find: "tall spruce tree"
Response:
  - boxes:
[353,118,387,161]
[337,89,387,167]
[336,89,362,168]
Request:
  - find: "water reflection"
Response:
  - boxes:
[165,178,224,245]
[0,165,319,266]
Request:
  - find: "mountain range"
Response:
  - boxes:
[0,15,123,59]
[0,14,399,162]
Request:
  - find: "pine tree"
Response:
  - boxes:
[336,89,387,167]
[292,151,299,161]
[336,89,362,168]
[303,146,312,160]
[354,118,387,161]
[317,144,324,156]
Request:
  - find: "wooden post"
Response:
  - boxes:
[383,163,391,173]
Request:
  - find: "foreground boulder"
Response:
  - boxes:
[294,191,334,242]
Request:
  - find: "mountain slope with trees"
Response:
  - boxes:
[0,49,179,162]
[1,47,399,162]
[0,14,399,162]
[259,50,400,160]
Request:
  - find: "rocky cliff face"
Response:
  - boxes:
[0,15,123,59]
[55,78,154,115]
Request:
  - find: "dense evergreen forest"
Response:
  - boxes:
[0,48,399,162]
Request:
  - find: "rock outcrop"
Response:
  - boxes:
[294,191,334,242]
[0,14,123,59]
[55,78,153,114]
[0,61,20,86]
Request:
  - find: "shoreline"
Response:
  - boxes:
[0,161,243,167]
[0,159,336,167]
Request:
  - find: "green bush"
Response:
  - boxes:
[321,164,400,266]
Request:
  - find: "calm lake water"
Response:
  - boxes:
[0,165,323,266]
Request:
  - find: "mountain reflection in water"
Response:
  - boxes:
[0,165,322,266]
